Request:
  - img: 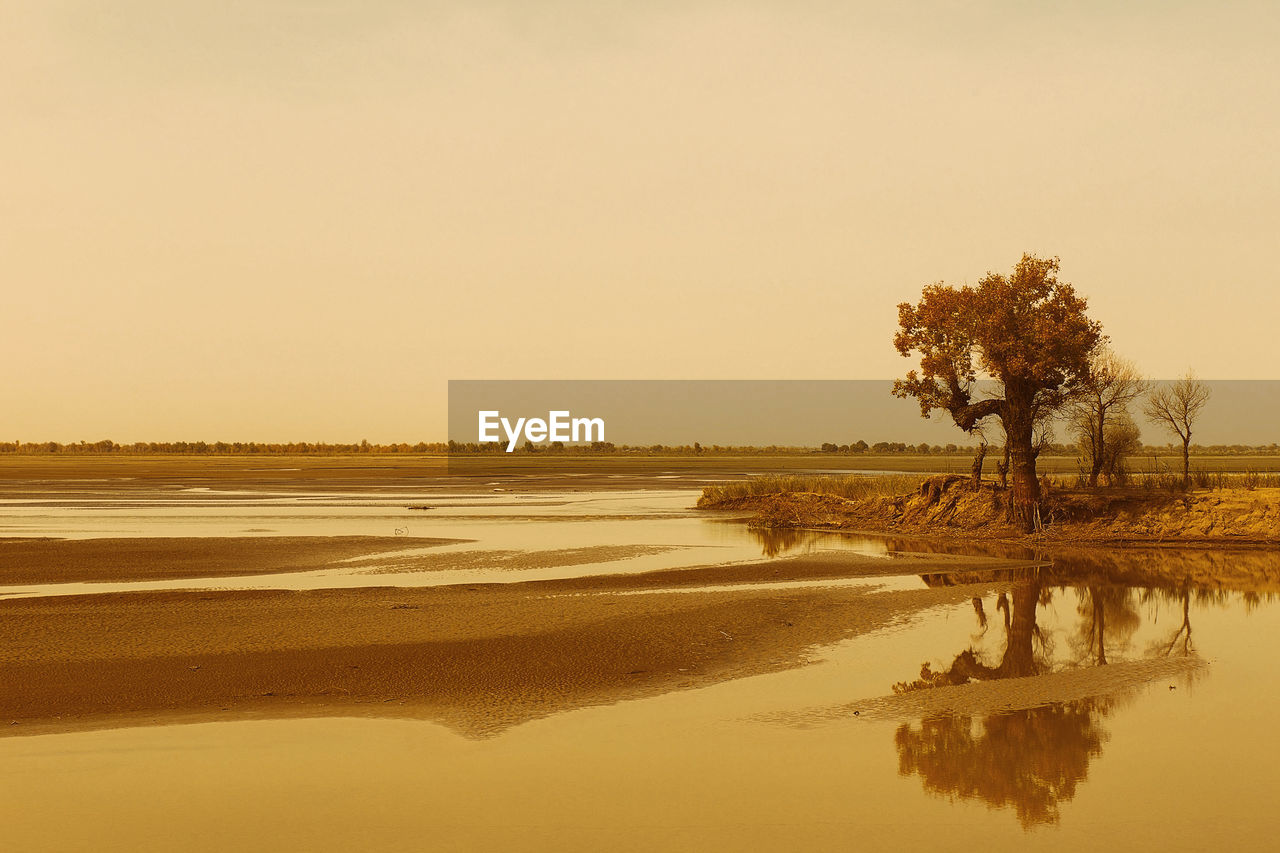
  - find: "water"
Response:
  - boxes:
[2,477,1278,850]
[0,487,891,598]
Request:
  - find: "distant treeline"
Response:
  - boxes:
[0,440,449,455]
[814,440,1280,456]
[444,441,806,455]
[0,439,1276,456]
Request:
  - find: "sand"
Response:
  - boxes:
[0,536,465,585]
[0,552,985,739]
[355,544,682,575]
[757,656,1208,726]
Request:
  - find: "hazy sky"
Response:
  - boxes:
[4,1,1278,442]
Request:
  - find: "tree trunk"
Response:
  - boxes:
[1181,437,1191,487]
[999,386,1042,532]
[1005,425,1040,533]
[1088,409,1105,487]
[969,442,988,489]
[997,443,1010,489]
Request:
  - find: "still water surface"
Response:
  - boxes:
[2,480,1278,850]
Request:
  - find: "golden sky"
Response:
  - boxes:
[4,2,1278,441]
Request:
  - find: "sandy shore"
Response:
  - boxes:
[0,536,464,585]
[0,553,985,739]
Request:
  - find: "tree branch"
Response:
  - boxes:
[950,398,1003,433]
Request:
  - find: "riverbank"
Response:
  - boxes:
[699,478,1280,548]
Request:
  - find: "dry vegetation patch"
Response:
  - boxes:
[700,475,1280,546]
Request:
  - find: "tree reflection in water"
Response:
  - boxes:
[894,574,1050,690]
[1143,586,1225,658]
[739,528,1252,826]
[889,569,1217,827]
[1070,585,1140,666]
[895,699,1111,828]
[892,570,1117,827]
[749,526,808,558]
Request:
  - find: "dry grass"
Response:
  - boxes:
[1051,470,1280,493]
[699,473,925,505]
[1187,470,1280,490]
[708,468,1280,509]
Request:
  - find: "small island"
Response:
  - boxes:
[698,474,1280,547]
[700,255,1280,549]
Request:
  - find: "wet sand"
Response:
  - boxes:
[758,655,1208,726]
[0,536,465,585]
[358,544,683,575]
[1,554,985,739]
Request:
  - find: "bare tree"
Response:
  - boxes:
[1069,349,1147,486]
[1143,372,1211,486]
[969,431,988,489]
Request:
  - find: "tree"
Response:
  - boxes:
[1069,349,1147,486]
[1143,372,1211,486]
[1098,412,1142,484]
[893,254,1104,531]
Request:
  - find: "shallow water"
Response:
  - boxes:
[2,480,1279,850]
[0,487,897,598]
